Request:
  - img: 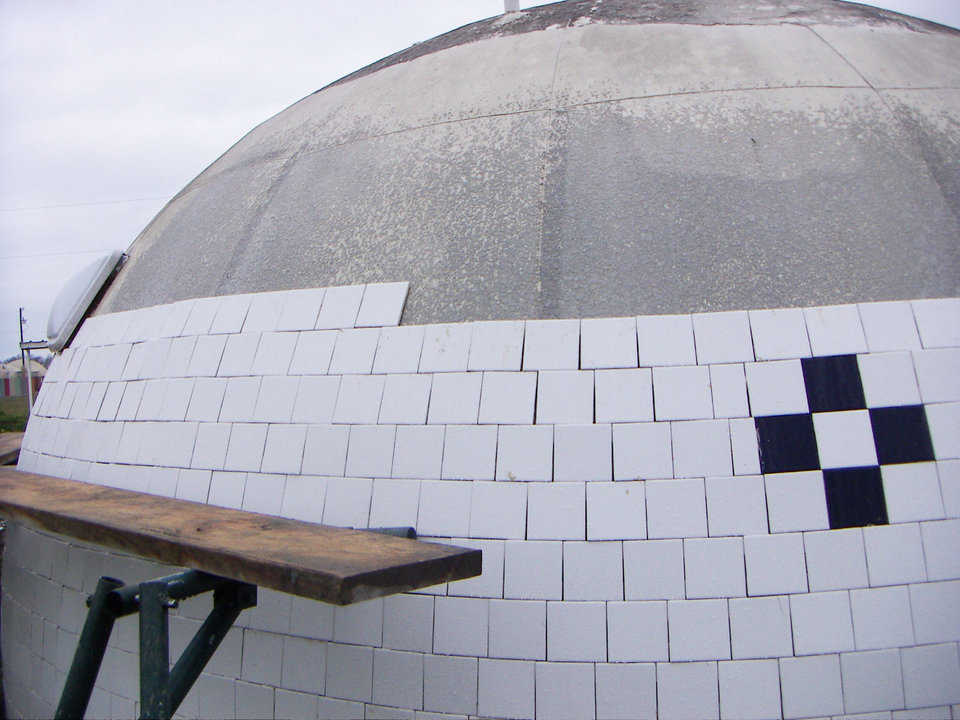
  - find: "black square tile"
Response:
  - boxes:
[824,466,888,529]
[870,405,935,465]
[801,355,866,413]
[755,414,820,474]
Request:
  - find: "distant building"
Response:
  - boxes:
[0,357,46,397]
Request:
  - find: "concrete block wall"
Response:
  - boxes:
[5,286,960,719]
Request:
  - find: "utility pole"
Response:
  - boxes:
[19,307,34,413]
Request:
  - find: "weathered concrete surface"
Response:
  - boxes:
[97,0,960,323]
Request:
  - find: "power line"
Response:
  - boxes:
[0,195,169,212]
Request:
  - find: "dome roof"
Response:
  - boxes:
[98,0,960,323]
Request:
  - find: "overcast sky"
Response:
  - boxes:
[1,0,957,360]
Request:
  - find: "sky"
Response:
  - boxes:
[1,0,957,361]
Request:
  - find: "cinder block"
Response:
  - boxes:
[657,661,719,720]
[478,658,534,720]
[528,483,585,540]
[554,424,612,481]
[488,600,546,660]
[684,537,745,598]
[607,601,667,661]
[744,532,807,596]
[646,478,707,539]
[790,590,855,655]
[504,541,563,600]
[668,599,730,661]
[523,319,579,371]
[301,424,349,477]
[749,307,811,360]
[587,481,646,540]
[624,539,684,600]
[468,320,524,371]
[497,425,553,481]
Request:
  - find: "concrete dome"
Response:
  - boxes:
[99,0,960,324]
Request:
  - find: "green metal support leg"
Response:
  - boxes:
[139,581,172,719]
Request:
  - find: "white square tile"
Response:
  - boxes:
[434,596,488,656]
[684,537,745,598]
[595,368,653,423]
[345,424,396,477]
[527,482,585,540]
[176,469,211,503]
[813,409,878,468]
[250,331,297,375]
[912,297,960,349]
[749,307,811,360]
[504,541,562,600]
[163,336,197,378]
[536,370,594,424]
[373,325,425,374]
[275,287,325,332]
[653,365,712,420]
[369,478,420,528]
[420,323,472,373]
[910,579,960,644]
[765,471,829,533]
[372,648,422,709]
[332,374,384,424]
[417,480,471,536]
[554,424,612,482]
[185,377,227,422]
[637,314,696,366]
[587,481,646,540]
[290,375,340,424]
[328,328,380,374]
[241,628,283,684]
[183,296,222,337]
[646,478,707,539]
[315,284,364,330]
[596,663,656,720]
[710,363,749,418]
[581,316,638,369]
[281,635,327,694]
[922,519,960,581]
[322,476,372,528]
[938,459,960,514]
[841,648,905,714]
[672,420,732,478]
[804,304,868,356]
[280,475,326,524]
[136,378,166,420]
[607,601,667,661]
[447,538,506,600]
[718,659,782,720]
[379,373,431,424]
[468,320,524,371]
[657,661,719,720]
[383,593,433,653]
[208,471,246,509]
[441,424,496,480]
[423,655,477,716]
[915,348,960,403]
[535,662,595,720]
[488,601,546,661]
[928,402,960,459]
[478,371,536,424]
[857,351,922,407]
[478,658,535,720]
[355,282,408,328]
[252,375,299,423]
[706,475,768,536]
[187,335,228,377]
[694,311,754,364]
[790,590,854,655]
[779,654,843,719]
[850,585,914,650]
[546,601,606,661]
[804,528,868,592]
[859,300,922,352]
[223,423,267,472]
[219,377,261,421]
[216,333,261,376]
[729,596,793,659]
[392,425,444,479]
[668,598,730,660]
[428,372,481,424]
[324,642,372,702]
[900,642,960,708]
[301,425,349,476]
[497,425,553,482]
[275,689,317,720]
[191,423,231,470]
[242,473,286,515]
[883,463,944,523]
[288,330,337,375]
[745,359,808,416]
[260,424,306,474]
[563,541,623,601]
[314,697,362,720]
[522,319,579,370]
[470,481,527,539]
[744,532,807,596]
[612,422,672,481]
[158,378,195,421]
[624,539,684,600]
[863,523,926,586]
[209,294,251,334]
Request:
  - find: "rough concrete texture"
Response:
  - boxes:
[97,0,960,323]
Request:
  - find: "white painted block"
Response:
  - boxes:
[441,425,497,480]
[850,585,914,650]
[373,325,425,374]
[418,480,471,537]
[668,599,730,661]
[657,661,719,720]
[275,689,317,720]
[288,330,337,375]
[321,476,372,528]
[446,537,504,598]
[102,383,130,422]
[423,655,477,716]
[804,304,868,356]
[535,662,595,720]
[694,311,753,364]
[922,519,960,581]
[428,372,481,424]
[749,307,811,360]
[280,475,326,524]
[710,363,749,418]
[372,648,422,709]
[324,642,372,702]
[136,379,166,420]
[208,471,246,509]
[595,368,653,423]
[223,423,266,472]
[208,294,249,335]
[176,469,211,503]
[729,596,793,660]
[536,370,594,424]
[478,371,537,424]
[623,539,684,600]
[939,459,960,515]
[314,697,363,720]
[912,297,960,348]
[488,600,546,661]
[345,424,395,477]
[612,422,672,481]
[163,336,196,378]
[241,472,286,515]
[790,590,854,655]
[435,596,490,656]
[369,478,420,529]
[332,374,384,424]
[842,648,905,714]
[581,316,638,369]
[281,636,326,693]
[275,287,325,332]
[864,523,927,586]
[191,423,231,470]
[706,475,767,536]
[478,658,534,720]
[290,375,340,424]
[468,320,524,371]
[546,601,606,661]
[497,425,553,481]
[718,659,782,720]
[804,527,868,591]
[504,541,562,600]
[420,323,472,373]
[301,424,348,477]
[684,537,745,598]
[216,333,261,376]
[185,377,227,422]
[182,297,221,337]
[596,663,656,720]
[139,337,174,379]
[563,541,623,601]
[159,378,196,422]
[379,373,431,424]
[745,359,808,416]
[587,481,646,540]
[910,579,960,644]
[393,425,444,479]
[527,482,585,540]
[250,331,297,375]
[745,533,806,596]
[646,478,707,539]
[653,365,712,420]
[252,375,299,423]
[522,319,579,371]
[780,654,843,719]
[915,348,960,402]
[315,284,364,330]
[554,424,612,481]
[218,376,261,422]
[765,471,829,533]
[260,424,306,474]
[901,643,960,708]
[859,300,923,352]
[813,409,878,468]
[858,351,922,407]
[637,314,696,366]
[928,402,960,459]
[241,628,283,685]
[187,335,227,377]
[355,282,408,328]
[674,419,733,478]
[383,594,433,653]
[470,482,527,539]
[883,463,945,523]
[607,601,667,661]
[329,327,380,375]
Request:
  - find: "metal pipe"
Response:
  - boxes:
[109,569,227,617]
[139,581,171,720]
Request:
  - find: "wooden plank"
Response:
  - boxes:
[0,470,480,605]
[0,432,23,466]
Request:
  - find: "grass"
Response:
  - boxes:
[0,395,29,433]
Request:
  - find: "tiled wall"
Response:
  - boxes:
[5,285,960,719]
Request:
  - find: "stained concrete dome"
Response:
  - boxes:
[98,0,960,324]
